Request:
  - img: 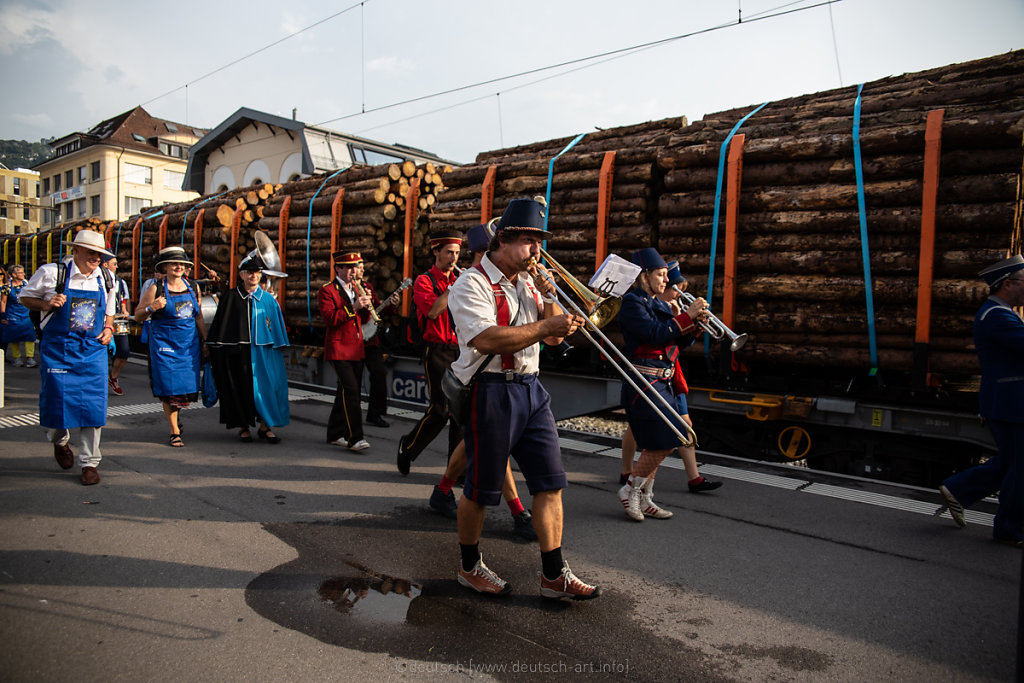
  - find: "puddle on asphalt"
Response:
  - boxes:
[317,559,421,625]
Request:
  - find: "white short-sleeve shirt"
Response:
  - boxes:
[447,253,545,383]
[21,261,118,330]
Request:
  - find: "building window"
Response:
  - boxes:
[24,207,30,221]
[124,163,152,185]
[35,182,39,198]
[124,196,151,215]
[77,198,86,218]
[91,161,101,181]
[91,195,100,216]
[43,177,50,194]
[12,177,21,195]
[65,170,74,188]
[1,204,6,218]
[53,174,61,191]
[78,166,87,185]
[164,169,185,189]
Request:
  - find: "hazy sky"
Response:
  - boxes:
[1,0,1021,164]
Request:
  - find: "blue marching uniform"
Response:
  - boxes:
[617,288,698,451]
[4,282,38,343]
[943,297,1024,543]
[39,270,108,429]
[148,281,201,398]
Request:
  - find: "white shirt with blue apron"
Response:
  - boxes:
[4,282,37,343]
[149,281,201,397]
[39,269,108,429]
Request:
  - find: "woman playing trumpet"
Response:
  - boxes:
[619,260,721,495]
[616,249,709,521]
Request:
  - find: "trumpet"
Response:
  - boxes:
[534,248,620,328]
[352,278,381,324]
[673,285,748,352]
[531,257,699,448]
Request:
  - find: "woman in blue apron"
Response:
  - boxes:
[135,247,207,447]
[2,264,38,367]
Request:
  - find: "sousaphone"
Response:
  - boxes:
[242,230,288,296]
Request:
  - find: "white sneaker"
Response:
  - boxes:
[348,439,370,452]
[25,358,38,368]
[640,479,673,519]
[623,477,645,522]
[13,358,24,367]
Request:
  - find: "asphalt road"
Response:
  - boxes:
[0,358,1018,682]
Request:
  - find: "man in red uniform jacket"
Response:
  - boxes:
[397,230,463,475]
[319,251,372,452]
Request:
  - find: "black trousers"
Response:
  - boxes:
[364,345,388,419]
[327,359,364,444]
[401,342,462,460]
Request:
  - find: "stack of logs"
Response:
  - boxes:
[657,50,1024,376]
[251,161,448,326]
[434,118,687,284]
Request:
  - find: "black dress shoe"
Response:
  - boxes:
[366,415,390,428]
[397,436,411,476]
[688,477,723,493]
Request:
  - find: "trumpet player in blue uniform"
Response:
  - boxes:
[616,248,709,521]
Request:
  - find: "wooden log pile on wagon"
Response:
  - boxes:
[656,50,1024,378]
[432,117,687,283]
[252,161,448,328]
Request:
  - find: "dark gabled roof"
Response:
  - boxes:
[183,107,312,193]
[45,106,207,164]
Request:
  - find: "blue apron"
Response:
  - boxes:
[4,282,37,343]
[149,281,201,397]
[39,269,108,429]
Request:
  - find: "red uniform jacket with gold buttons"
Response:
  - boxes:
[318,279,366,361]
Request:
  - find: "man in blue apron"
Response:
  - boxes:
[20,230,117,485]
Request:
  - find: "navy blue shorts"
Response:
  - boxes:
[622,378,691,451]
[463,373,568,506]
[112,334,131,360]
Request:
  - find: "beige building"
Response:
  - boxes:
[35,106,207,227]
[184,107,453,194]
[0,166,42,237]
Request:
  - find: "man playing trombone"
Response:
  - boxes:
[616,248,710,521]
[446,197,600,600]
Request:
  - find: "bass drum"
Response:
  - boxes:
[200,292,219,327]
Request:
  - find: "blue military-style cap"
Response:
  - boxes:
[466,224,491,254]
[495,198,552,238]
[631,247,668,271]
[665,260,686,286]
[979,254,1024,287]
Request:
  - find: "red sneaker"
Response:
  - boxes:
[458,556,512,596]
[541,562,600,601]
[109,376,124,396]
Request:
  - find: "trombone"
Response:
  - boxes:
[538,248,620,328]
[672,284,748,352]
[531,256,699,448]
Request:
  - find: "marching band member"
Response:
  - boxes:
[616,248,708,521]
[618,260,721,494]
[353,261,399,428]
[396,230,463,475]
[427,223,537,541]
[206,251,290,444]
[447,197,599,600]
[940,254,1024,546]
[320,251,371,452]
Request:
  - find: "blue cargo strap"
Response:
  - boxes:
[705,101,769,360]
[542,133,587,246]
[180,190,230,248]
[853,83,879,372]
[307,170,345,331]
[136,210,164,296]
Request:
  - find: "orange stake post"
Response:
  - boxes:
[130,218,143,304]
[278,195,293,304]
[330,189,345,269]
[595,151,616,272]
[722,134,745,330]
[193,210,205,280]
[914,109,944,387]
[402,177,421,317]
[480,166,497,223]
[158,215,168,251]
[228,208,243,289]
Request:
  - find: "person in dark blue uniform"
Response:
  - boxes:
[135,247,207,448]
[2,264,38,367]
[615,248,709,522]
[940,254,1024,546]
[19,230,118,485]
